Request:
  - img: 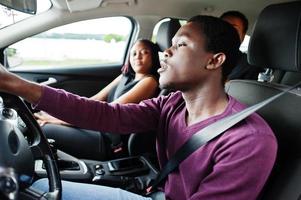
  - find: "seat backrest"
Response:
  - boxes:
[156,18,181,51]
[128,18,181,158]
[272,70,301,86]
[155,18,181,96]
[225,1,301,199]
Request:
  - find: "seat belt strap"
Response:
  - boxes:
[147,81,301,193]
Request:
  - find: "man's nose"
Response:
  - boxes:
[163,47,172,58]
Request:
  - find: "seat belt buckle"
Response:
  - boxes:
[111,142,123,154]
[113,146,123,153]
[145,186,153,195]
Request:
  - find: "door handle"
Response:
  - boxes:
[38,77,57,85]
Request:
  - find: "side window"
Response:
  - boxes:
[5,17,133,69]
[240,35,250,53]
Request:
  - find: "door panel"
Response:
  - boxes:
[10,65,121,97]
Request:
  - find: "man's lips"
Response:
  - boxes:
[158,61,168,73]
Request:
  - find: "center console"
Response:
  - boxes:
[35,150,158,192]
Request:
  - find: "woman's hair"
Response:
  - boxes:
[121,39,160,80]
[188,15,241,84]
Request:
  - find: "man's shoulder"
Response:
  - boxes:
[228,96,275,139]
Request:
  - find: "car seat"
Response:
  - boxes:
[128,18,181,158]
[156,18,181,52]
[225,1,301,199]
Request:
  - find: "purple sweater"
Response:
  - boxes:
[35,86,277,200]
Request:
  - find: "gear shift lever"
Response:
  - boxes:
[46,139,80,171]
[47,138,58,160]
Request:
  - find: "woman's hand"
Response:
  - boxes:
[34,111,70,126]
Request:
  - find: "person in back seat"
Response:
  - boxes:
[0,15,277,200]
[221,10,263,80]
[34,38,161,160]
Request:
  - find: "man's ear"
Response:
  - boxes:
[205,53,226,70]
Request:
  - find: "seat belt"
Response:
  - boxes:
[146,81,301,194]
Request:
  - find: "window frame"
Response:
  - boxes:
[4,16,135,71]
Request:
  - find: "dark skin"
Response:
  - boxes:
[221,16,246,43]
[157,22,228,125]
[0,22,229,127]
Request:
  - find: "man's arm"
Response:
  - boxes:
[0,64,42,103]
[35,86,161,133]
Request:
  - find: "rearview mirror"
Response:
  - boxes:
[0,0,37,14]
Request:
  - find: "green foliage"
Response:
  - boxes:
[32,33,126,43]
[103,34,125,43]
[33,33,104,40]
[5,48,17,57]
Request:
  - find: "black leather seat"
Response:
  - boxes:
[225,1,301,199]
[155,18,181,52]
[155,18,181,96]
[272,70,301,86]
[128,18,181,157]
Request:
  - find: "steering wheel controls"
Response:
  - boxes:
[0,97,3,108]
[0,167,18,200]
[1,108,17,120]
[0,108,18,126]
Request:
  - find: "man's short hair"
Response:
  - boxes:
[188,15,241,83]
[220,11,249,34]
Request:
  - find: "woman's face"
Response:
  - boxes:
[129,41,153,75]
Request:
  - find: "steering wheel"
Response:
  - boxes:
[0,92,61,200]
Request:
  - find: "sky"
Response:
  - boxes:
[46,17,132,35]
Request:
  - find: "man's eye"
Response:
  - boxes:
[177,43,186,47]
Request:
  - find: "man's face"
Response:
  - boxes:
[222,16,245,42]
[158,22,214,91]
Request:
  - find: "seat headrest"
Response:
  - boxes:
[248,1,301,72]
[156,18,181,51]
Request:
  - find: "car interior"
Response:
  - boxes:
[0,0,300,199]
[226,1,301,199]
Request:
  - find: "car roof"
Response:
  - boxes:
[50,0,292,28]
[0,0,294,48]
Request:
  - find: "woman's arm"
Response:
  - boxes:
[36,74,122,126]
[113,76,158,104]
[90,75,122,101]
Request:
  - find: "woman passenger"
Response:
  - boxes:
[34,39,160,160]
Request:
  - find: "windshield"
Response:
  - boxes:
[0,0,51,29]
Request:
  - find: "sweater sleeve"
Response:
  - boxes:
[33,86,161,133]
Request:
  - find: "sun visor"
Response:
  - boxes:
[65,0,103,12]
